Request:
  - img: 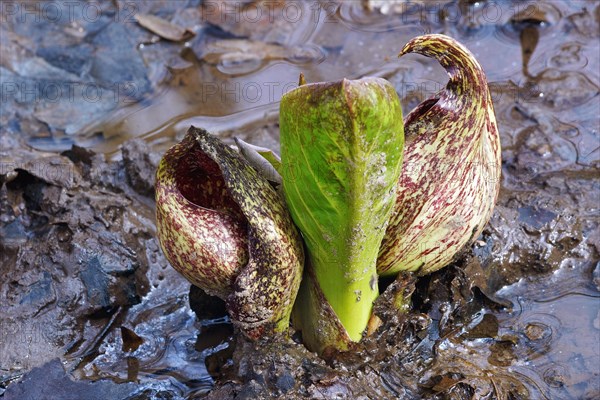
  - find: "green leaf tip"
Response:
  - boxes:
[298,72,307,86]
[280,77,404,349]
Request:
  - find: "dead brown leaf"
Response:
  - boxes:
[135,13,195,42]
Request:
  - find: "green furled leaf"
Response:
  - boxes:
[280,78,404,347]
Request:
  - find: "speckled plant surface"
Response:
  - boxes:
[155,34,501,354]
[155,127,304,338]
[377,34,501,277]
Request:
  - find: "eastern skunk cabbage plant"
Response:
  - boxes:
[155,34,501,353]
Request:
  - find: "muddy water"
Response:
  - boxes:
[1,0,599,399]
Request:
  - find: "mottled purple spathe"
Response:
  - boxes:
[378,34,501,276]
[156,127,304,338]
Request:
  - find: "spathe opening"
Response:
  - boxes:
[174,141,245,221]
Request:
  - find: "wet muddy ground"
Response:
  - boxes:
[1,0,599,399]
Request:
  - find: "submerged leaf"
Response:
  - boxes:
[135,13,195,42]
[281,78,404,349]
[377,34,501,277]
[156,127,304,338]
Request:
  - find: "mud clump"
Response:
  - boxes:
[2,359,138,399]
[0,140,157,385]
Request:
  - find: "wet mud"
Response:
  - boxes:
[1,0,599,399]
